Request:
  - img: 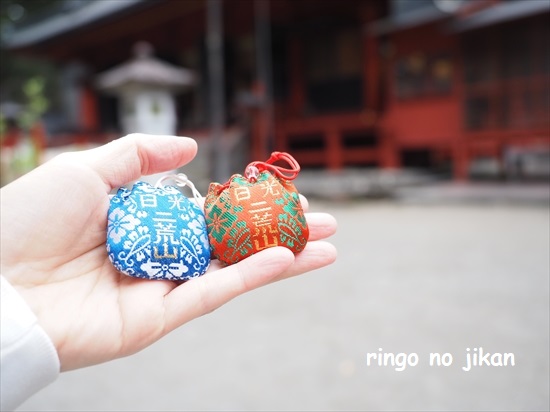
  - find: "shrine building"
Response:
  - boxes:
[3,0,549,180]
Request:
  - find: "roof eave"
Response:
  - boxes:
[447,0,550,33]
[3,0,147,50]
[366,8,450,36]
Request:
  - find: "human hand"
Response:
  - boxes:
[0,134,337,371]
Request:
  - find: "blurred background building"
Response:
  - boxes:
[0,0,549,187]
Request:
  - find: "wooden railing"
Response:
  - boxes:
[274,110,380,169]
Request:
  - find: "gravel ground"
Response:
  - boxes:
[18,192,550,411]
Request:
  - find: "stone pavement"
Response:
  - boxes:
[393,181,550,206]
[18,186,550,411]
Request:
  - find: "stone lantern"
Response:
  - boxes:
[96,42,196,136]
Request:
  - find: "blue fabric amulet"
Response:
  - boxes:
[106,181,210,280]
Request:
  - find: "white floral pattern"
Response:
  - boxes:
[107,208,140,244]
[140,261,189,280]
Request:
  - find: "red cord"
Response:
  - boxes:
[217,152,301,192]
[248,152,301,181]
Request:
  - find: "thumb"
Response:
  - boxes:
[81,133,198,190]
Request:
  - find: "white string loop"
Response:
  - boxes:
[155,173,203,203]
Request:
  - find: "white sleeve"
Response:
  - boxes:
[1,276,60,411]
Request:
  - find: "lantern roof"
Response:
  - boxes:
[95,42,196,92]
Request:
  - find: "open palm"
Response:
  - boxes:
[0,134,337,371]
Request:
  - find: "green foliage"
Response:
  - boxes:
[16,76,49,131]
[0,111,6,138]
[1,1,62,114]
[0,50,60,107]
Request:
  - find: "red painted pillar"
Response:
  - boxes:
[288,38,305,117]
[453,142,469,180]
[275,127,287,152]
[380,130,400,169]
[80,85,98,132]
[363,7,379,111]
[31,122,47,152]
[326,128,343,170]
[250,82,268,161]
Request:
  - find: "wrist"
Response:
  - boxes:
[1,276,60,409]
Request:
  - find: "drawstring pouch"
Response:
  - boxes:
[106,174,210,280]
[204,152,309,265]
